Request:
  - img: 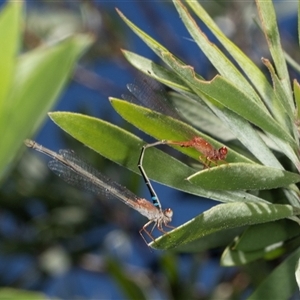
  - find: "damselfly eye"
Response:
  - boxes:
[219,146,228,159]
[164,208,173,218]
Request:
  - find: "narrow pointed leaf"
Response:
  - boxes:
[294,80,300,121]
[150,202,300,249]
[175,227,245,253]
[110,99,251,165]
[121,50,191,93]
[188,163,300,191]
[0,288,47,300]
[256,0,294,111]
[221,246,268,266]
[262,58,295,131]
[222,242,286,266]
[0,1,21,107]
[173,0,262,107]
[234,220,300,252]
[187,0,290,125]
[0,35,93,180]
[116,8,174,65]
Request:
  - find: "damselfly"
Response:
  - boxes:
[123,76,227,201]
[25,139,174,244]
[124,76,228,168]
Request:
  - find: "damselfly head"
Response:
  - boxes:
[218,146,228,160]
[163,208,173,221]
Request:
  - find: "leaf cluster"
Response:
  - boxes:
[45,1,300,298]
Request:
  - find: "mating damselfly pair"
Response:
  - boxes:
[25,78,228,244]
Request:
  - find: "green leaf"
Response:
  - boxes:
[256,0,294,112]
[0,288,47,300]
[49,111,267,204]
[248,247,300,299]
[151,202,300,250]
[187,163,300,191]
[110,99,251,165]
[112,97,286,169]
[0,34,93,181]
[174,227,246,253]
[186,0,292,128]
[122,50,191,94]
[294,79,300,122]
[221,241,286,266]
[261,58,295,133]
[233,220,300,252]
[173,0,262,108]
[116,8,173,64]
[0,1,21,107]
[221,245,268,266]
